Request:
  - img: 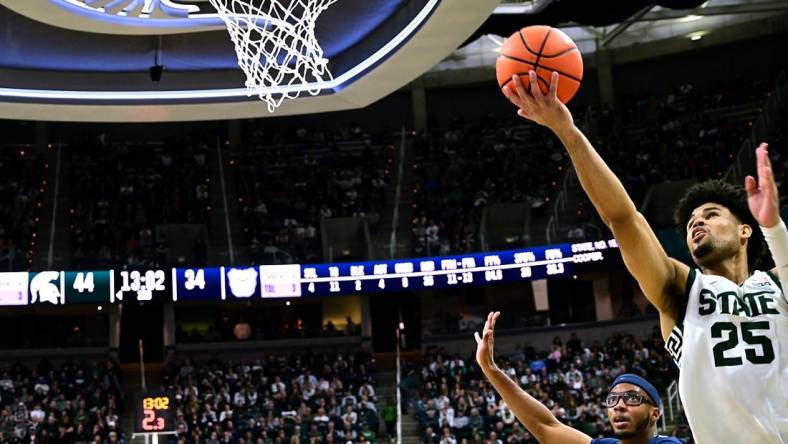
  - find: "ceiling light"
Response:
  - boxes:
[679,14,702,22]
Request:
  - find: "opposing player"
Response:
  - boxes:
[501,70,787,442]
[475,311,681,444]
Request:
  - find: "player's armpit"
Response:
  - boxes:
[607,212,690,325]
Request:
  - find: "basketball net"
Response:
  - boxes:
[208,0,338,112]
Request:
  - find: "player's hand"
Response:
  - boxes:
[745,143,781,228]
[474,311,500,373]
[503,71,573,133]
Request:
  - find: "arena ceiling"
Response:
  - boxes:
[433,0,788,74]
[0,0,501,121]
[0,0,785,122]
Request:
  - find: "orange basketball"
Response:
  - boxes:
[496,25,583,104]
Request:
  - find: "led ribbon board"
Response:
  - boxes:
[0,239,619,306]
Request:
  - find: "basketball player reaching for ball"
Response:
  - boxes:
[497,70,787,443]
[475,311,681,444]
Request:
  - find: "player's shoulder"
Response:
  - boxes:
[590,436,683,444]
[747,269,783,289]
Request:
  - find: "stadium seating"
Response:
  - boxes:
[552,79,774,242]
[0,359,125,443]
[232,126,392,264]
[161,352,380,444]
[68,139,211,270]
[47,77,780,267]
[0,148,46,271]
[411,116,566,255]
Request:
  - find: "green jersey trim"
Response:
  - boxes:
[684,268,697,299]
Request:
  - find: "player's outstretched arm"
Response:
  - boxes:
[503,72,689,337]
[475,312,591,444]
[746,143,788,290]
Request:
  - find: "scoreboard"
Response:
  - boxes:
[0,239,620,306]
[134,393,175,434]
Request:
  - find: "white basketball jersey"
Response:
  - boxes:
[665,269,788,443]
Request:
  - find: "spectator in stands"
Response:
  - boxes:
[345,317,359,336]
[325,321,338,336]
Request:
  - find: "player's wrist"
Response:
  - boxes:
[477,358,490,370]
[759,215,782,230]
[479,360,499,374]
[552,122,580,144]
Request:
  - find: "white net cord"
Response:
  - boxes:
[208,0,339,112]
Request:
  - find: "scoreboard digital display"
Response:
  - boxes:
[134,393,175,434]
[0,239,620,306]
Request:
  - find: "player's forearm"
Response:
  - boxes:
[553,124,638,225]
[481,366,560,438]
[762,218,788,288]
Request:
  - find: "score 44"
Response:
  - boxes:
[72,272,95,293]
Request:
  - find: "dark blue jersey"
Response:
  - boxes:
[590,437,683,444]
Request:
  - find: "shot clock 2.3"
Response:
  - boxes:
[135,394,175,433]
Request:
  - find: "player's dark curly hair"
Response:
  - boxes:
[674,180,765,269]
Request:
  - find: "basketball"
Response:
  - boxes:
[496,25,583,103]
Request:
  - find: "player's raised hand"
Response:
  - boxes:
[503,71,573,133]
[474,311,501,373]
[745,143,781,228]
